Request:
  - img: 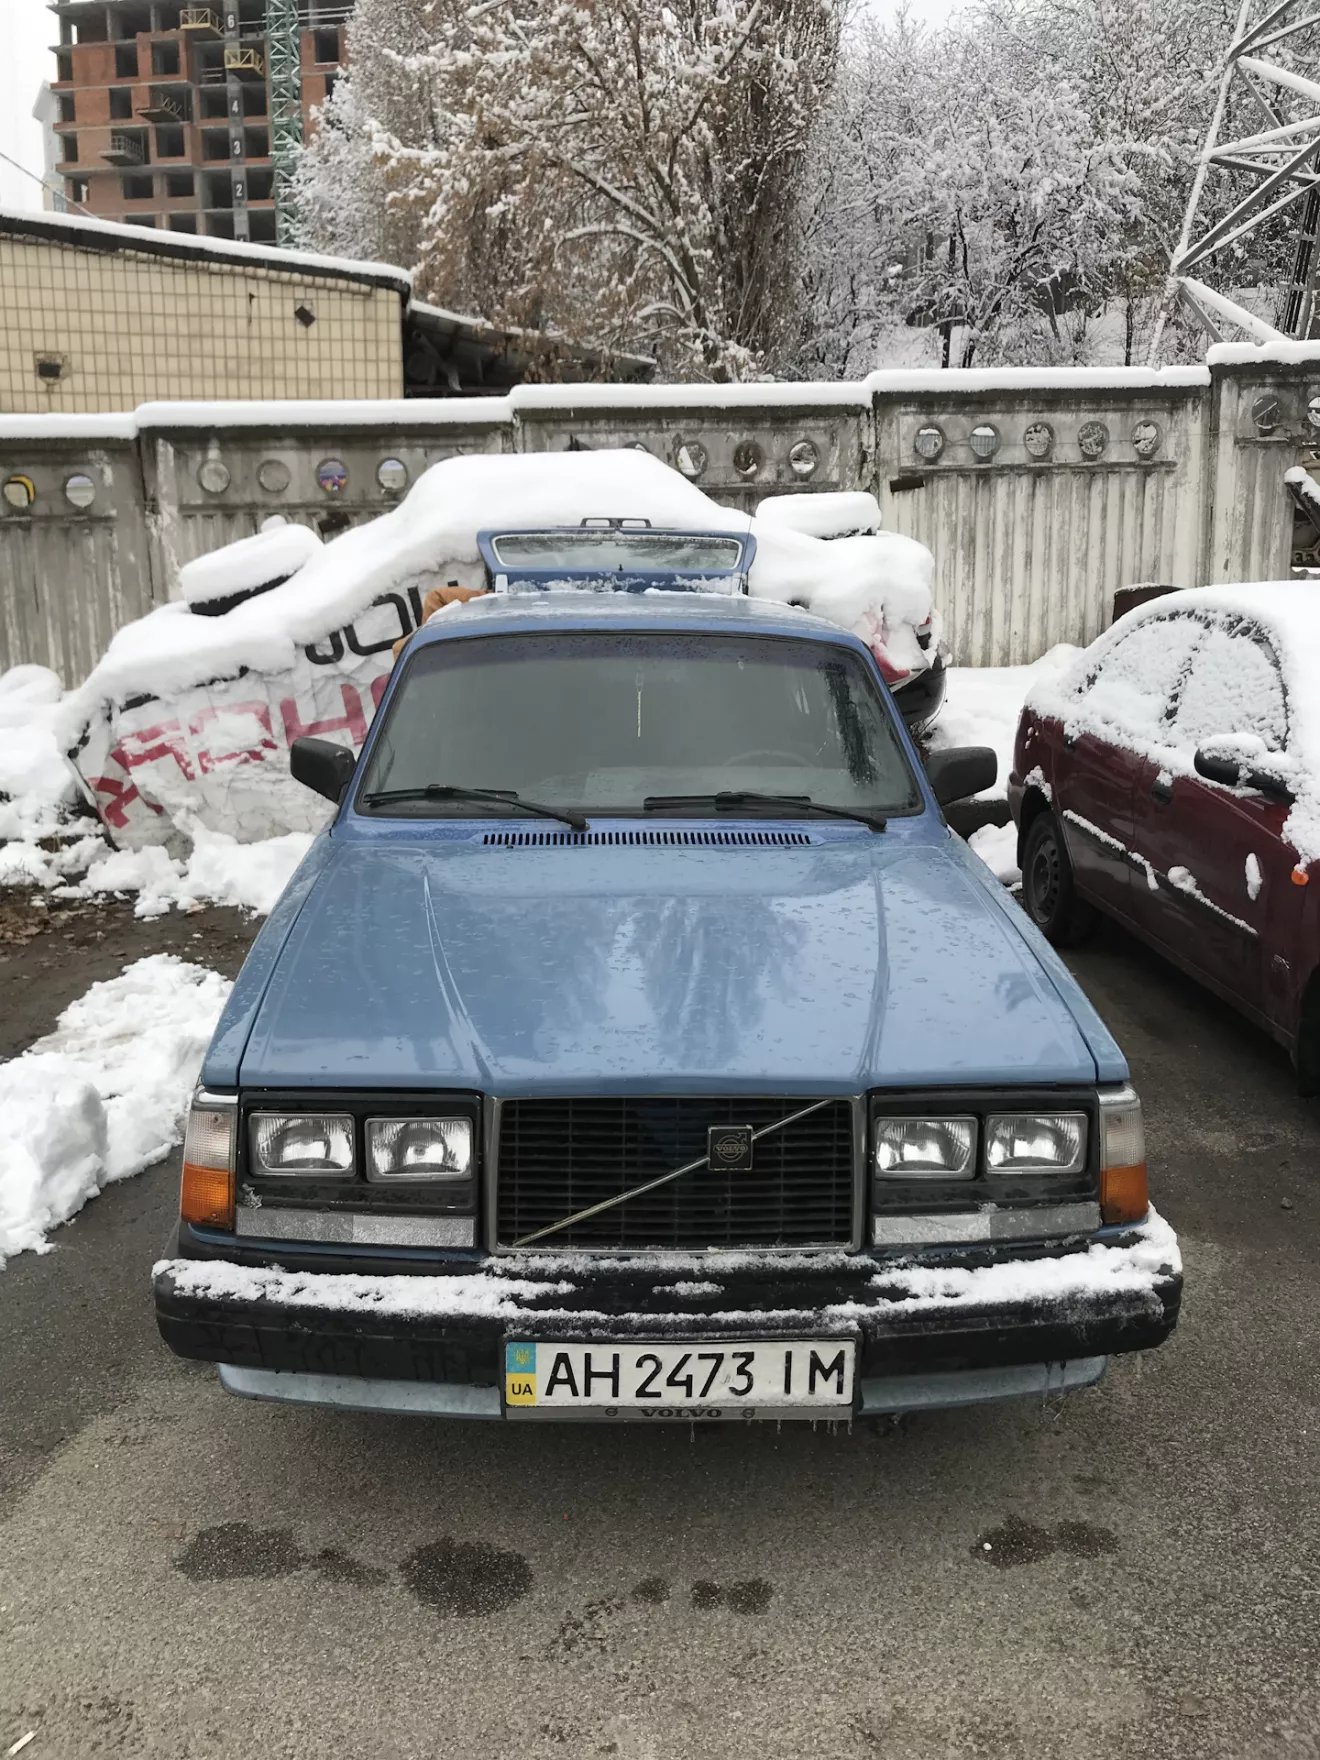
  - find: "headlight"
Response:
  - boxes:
[251,1113,355,1177]
[875,1117,977,1179]
[985,1112,1087,1174]
[367,1117,473,1182]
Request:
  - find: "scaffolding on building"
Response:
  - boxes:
[266,0,303,246]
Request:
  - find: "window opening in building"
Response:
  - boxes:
[207,212,236,239]
[170,214,199,232]
[248,209,277,242]
[156,126,185,157]
[248,167,273,201]
[200,88,227,119]
[56,49,73,80]
[244,127,269,158]
[62,133,79,164]
[201,128,229,161]
[110,87,134,119]
[58,93,75,123]
[205,171,234,208]
[313,28,340,63]
[127,215,158,228]
[152,41,181,76]
[114,43,140,78]
[123,173,155,200]
[166,170,196,198]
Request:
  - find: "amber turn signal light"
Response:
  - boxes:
[1100,1161,1148,1226]
[180,1093,237,1230]
[180,1161,235,1230]
[1098,1085,1148,1226]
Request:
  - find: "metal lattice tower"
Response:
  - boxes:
[1151,0,1320,359]
[266,0,304,246]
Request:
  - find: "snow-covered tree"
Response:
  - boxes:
[298,0,842,379]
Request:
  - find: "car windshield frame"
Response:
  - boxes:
[353,627,924,823]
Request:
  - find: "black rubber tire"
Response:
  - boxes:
[1021,811,1098,947]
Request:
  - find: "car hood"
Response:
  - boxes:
[234,834,1106,1093]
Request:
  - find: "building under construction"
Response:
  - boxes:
[49,0,349,244]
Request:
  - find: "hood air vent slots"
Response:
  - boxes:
[481,828,813,849]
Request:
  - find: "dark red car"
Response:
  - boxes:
[1007,584,1320,1092]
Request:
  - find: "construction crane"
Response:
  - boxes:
[266,0,303,247]
[1151,0,1320,359]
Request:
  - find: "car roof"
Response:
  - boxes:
[409,588,866,651]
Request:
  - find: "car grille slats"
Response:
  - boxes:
[496,1096,855,1250]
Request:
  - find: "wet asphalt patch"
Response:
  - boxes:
[973,1515,1120,1568]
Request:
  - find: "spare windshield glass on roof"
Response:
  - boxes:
[357,631,921,819]
[490,530,746,573]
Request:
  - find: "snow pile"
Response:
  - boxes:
[754,490,880,539]
[0,665,78,842]
[60,451,935,847]
[0,955,231,1267]
[1028,582,1320,867]
[931,646,1082,800]
[967,822,1021,885]
[68,822,314,918]
[180,522,322,609]
[65,451,931,719]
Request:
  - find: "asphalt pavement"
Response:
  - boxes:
[1,910,1317,1760]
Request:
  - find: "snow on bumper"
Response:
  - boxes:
[153,1210,1182,1389]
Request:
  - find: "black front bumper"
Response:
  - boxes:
[154,1224,1181,1411]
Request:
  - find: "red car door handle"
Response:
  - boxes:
[1151,776,1174,804]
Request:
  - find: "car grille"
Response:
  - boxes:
[495,1096,856,1251]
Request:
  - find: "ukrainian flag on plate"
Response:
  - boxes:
[505,1341,537,1406]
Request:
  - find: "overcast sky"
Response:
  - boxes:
[0,0,965,216]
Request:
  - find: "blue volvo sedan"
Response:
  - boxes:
[154,588,1180,1423]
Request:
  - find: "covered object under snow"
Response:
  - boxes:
[61,451,936,848]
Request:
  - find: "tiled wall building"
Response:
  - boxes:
[0,209,406,410]
[0,207,655,411]
[51,0,349,243]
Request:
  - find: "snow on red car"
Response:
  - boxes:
[1008,583,1320,1092]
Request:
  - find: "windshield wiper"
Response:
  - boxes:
[642,791,887,832]
[362,784,588,832]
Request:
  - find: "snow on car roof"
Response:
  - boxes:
[1027,580,1320,865]
[61,449,935,736]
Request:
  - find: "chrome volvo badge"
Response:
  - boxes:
[708,1126,754,1171]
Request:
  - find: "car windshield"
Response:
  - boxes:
[357,631,920,818]
[489,531,744,574]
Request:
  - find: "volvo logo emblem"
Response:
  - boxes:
[708,1126,754,1171]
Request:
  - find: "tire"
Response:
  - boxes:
[1021,811,1098,947]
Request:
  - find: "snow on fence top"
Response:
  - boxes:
[1026,581,1320,867]
[0,360,1236,444]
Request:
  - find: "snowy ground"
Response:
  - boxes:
[929,646,1080,884]
[0,954,231,1267]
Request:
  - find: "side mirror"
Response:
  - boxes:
[1194,746,1293,801]
[1193,747,1241,787]
[290,735,357,803]
[926,745,997,807]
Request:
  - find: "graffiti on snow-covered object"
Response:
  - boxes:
[69,584,438,849]
[61,449,934,848]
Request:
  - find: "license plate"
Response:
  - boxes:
[504,1339,856,1419]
